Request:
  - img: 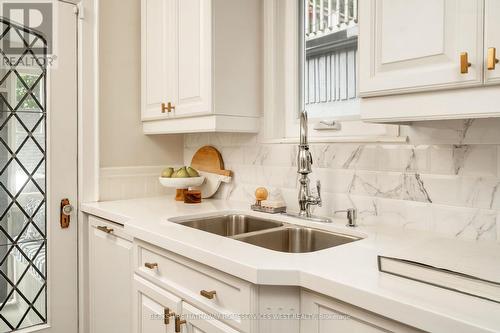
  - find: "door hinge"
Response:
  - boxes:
[76,3,84,20]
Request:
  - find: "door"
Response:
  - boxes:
[89,218,132,333]
[141,0,171,120]
[141,0,210,120]
[178,303,239,333]
[0,1,78,333]
[171,0,211,117]
[359,0,484,96]
[133,275,182,333]
[484,0,500,85]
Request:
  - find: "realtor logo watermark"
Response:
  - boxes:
[1,1,56,67]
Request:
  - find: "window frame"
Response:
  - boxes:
[262,0,403,143]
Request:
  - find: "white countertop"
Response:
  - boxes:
[82,196,500,333]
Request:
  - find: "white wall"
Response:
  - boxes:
[99,0,183,200]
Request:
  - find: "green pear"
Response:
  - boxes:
[174,167,190,178]
[186,167,199,177]
[161,167,174,178]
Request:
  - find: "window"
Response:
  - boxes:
[15,73,43,112]
[304,0,359,119]
[262,0,400,142]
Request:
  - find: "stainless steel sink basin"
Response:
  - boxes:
[235,227,360,253]
[178,214,283,237]
[175,213,362,253]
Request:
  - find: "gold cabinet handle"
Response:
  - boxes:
[175,315,186,333]
[200,290,216,299]
[161,102,176,113]
[97,226,114,234]
[164,308,175,325]
[144,262,158,269]
[460,52,472,74]
[488,47,499,70]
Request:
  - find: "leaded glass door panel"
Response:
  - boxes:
[0,2,78,332]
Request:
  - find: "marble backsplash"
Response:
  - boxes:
[184,119,500,243]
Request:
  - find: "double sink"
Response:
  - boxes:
[174,213,361,253]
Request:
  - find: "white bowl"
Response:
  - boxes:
[158,176,205,189]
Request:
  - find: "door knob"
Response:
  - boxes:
[488,47,499,70]
[60,198,72,229]
[62,204,73,215]
[460,52,471,74]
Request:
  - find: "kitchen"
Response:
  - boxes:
[0,0,499,333]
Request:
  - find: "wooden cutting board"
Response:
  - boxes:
[191,146,232,177]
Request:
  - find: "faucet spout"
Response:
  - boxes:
[299,110,308,147]
[297,111,313,175]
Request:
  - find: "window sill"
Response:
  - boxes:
[260,135,408,144]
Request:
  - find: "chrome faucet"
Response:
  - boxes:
[286,111,331,223]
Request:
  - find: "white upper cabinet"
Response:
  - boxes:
[360,0,500,122]
[359,0,484,96]
[485,0,500,85]
[142,0,169,118]
[173,0,211,117]
[141,0,261,134]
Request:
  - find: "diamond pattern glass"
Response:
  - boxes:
[0,18,47,332]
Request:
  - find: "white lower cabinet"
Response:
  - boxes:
[88,217,133,333]
[300,290,422,333]
[86,220,422,333]
[133,274,239,333]
[135,240,256,332]
[133,275,182,333]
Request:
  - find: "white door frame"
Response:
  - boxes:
[76,0,100,333]
[45,2,79,332]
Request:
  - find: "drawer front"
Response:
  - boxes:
[136,241,254,332]
[89,215,132,241]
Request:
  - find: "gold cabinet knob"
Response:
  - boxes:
[487,47,499,70]
[164,308,175,325]
[161,102,176,113]
[200,290,217,299]
[144,262,158,269]
[460,52,472,74]
[175,315,186,333]
[96,226,113,234]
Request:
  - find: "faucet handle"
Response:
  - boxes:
[334,208,357,227]
[316,180,322,207]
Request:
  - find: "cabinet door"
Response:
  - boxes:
[133,275,182,333]
[141,0,175,119]
[300,290,420,333]
[359,0,484,97]
[171,0,212,117]
[89,223,133,333]
[484,0,500,85]
[179,302,240,333]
